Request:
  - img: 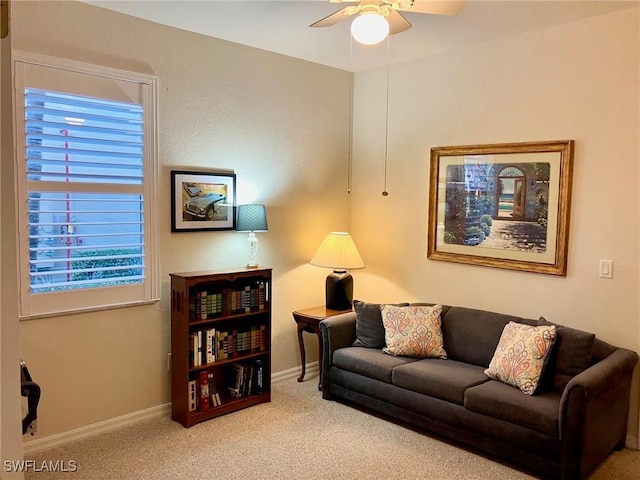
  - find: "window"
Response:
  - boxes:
[14,54,159,318]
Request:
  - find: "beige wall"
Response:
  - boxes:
[12,1,352,439]
[350,7,639,444]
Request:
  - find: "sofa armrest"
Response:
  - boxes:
[559,347,638,479]
[320,312,357,396]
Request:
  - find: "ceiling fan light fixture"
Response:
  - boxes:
[351,13,389,46]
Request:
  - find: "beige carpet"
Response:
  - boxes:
[25,376,639,480]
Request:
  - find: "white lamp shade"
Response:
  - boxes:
[310,232,365,271]
[351,14,389,46]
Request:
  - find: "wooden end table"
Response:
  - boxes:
[293,306,351,390]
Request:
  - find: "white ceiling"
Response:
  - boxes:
[84,1,637,72]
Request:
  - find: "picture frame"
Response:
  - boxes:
[427,140,574,275]
[171,170,236,232]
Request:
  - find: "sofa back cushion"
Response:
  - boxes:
[353,300,408,348]
[538,317,596,393]
[591,338,615,362]
[441,307,524,367]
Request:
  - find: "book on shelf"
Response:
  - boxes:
[252,327,259,350]
[260,324,267,352]
[245,364,254,396]
[208,372,221,407]
[197,330,203,366]
[188,380,197,412]
[257,280,266,309]
[200,290,207,320]
[205,327,216,364]
[199,370,210,412]
[254,359,265,395]
[217,331,227,361]
[189,333,200,367]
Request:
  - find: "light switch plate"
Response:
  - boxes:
[599,260,613,279]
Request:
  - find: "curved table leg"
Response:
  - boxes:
[296,320,307,382]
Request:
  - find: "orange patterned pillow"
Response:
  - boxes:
[484,322,557,395]
[381,304,447,359]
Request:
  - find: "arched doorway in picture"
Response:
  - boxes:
[496,166,525,219]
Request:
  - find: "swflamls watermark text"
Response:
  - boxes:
[4,460,77,473]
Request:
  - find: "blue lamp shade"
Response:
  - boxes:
[236,204,268,268]
[236,204,268,232]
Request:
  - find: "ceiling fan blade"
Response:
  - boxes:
[396,0,466,16]
[387,10,412,35]
[310,7,358,28]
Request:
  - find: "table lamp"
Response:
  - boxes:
[310,232,364,311]
[236,204,268,268]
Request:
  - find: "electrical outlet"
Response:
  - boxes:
[167,352,171,371]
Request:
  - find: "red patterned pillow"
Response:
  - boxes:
[484,322,557,395]
[381,304,447,359]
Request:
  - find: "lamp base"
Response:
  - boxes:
[245,232,259,269]
[325,270,353,311]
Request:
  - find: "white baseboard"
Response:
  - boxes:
[272,361,318,383]
[23,403,171,455]
[626,434,638,450]
[23,362,320,456]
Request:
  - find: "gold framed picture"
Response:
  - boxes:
[427,140,574,275]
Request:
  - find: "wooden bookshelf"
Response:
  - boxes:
[170,267,272,428]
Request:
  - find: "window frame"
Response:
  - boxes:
[13,52,160,319]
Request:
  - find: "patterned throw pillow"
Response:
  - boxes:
[484,322,557,395]
[381,304,447,359]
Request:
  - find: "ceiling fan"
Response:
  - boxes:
[310,0,466,45]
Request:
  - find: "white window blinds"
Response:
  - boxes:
[26,89,145,293]
[15,54,159,318]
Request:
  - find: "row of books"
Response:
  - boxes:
[227,359,265,399]
[190,281,268,320]
[189,324,267,368]
[189,371,222,412]
[188,359,266,413]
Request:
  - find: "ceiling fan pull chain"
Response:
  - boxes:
[348,36,354,194]
[382,35,390,197]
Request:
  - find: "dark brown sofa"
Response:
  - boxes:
[320,302,638,479]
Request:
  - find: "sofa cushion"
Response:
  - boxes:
[393,359,489,405]
[381,304,447,359]
[441,307,523,367]
[538,317,595,393]
[484,322,557,395]
[353,300,409,349]
[332,346,417,384]
[464,380,560,437]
